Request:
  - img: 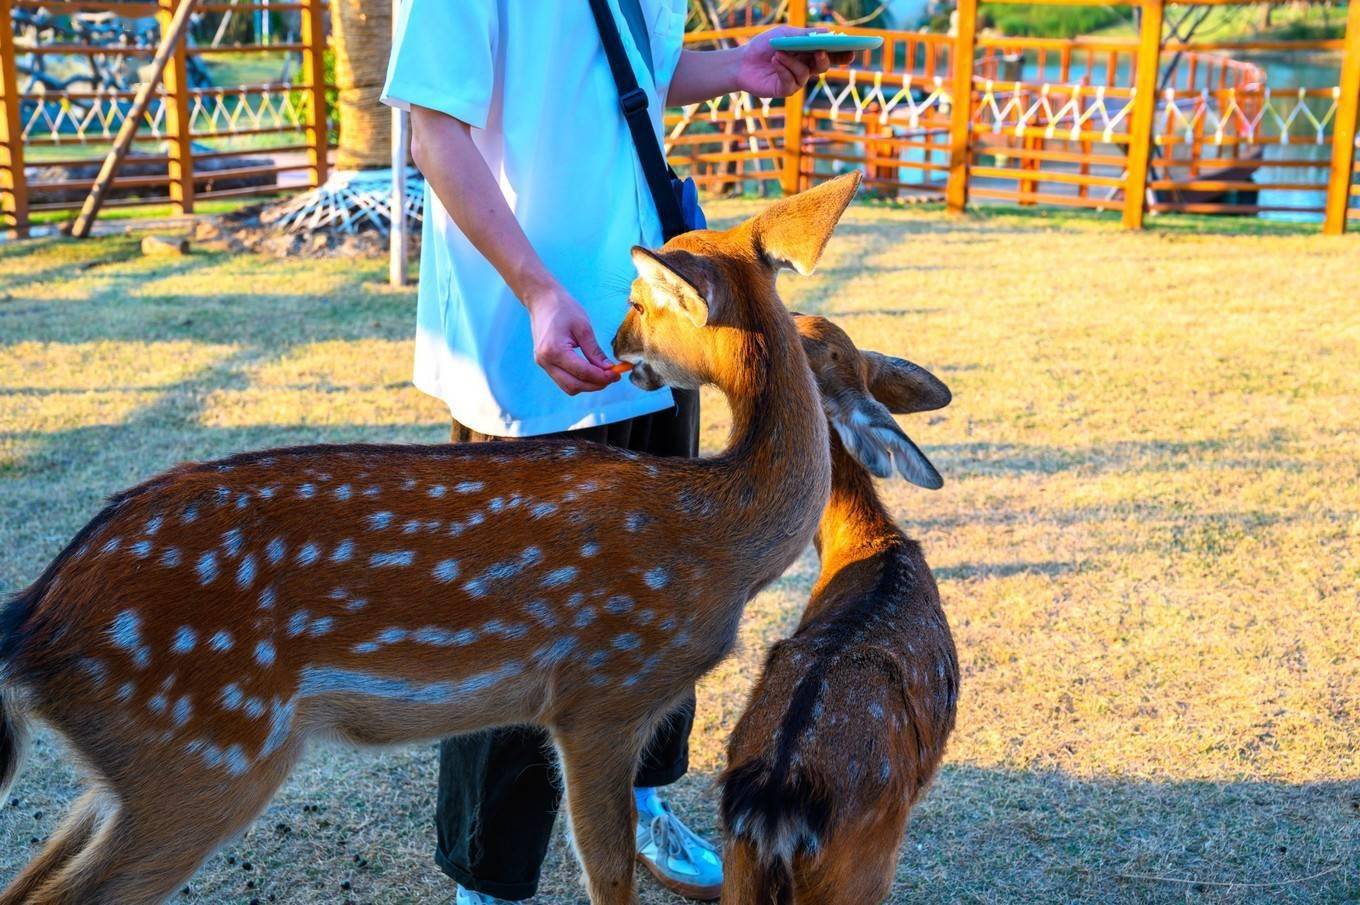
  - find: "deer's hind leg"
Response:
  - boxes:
[0,790,112,905]
[26,741,302,905]
[553,717,651,905]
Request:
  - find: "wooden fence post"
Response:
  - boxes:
[1323,0,1360,235]
[159,0,195,214]
[781,0,808,195]
[1123,0,1164,230]
[0,0,30,237]
[301,0,330,188]
[945,0,978,214]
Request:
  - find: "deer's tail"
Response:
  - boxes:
[720,758,834,905]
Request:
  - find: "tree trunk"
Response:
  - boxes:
[331,0,392,171]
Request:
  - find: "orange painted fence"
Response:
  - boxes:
[671,0,1360,235]
[1,0,330,235]
[4,0,1358,236]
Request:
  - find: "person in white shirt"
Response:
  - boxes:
[382,3,845,902]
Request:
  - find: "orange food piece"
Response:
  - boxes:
[608,362,634,375]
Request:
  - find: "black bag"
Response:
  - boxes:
[586,0,706,241]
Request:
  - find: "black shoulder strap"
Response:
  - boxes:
[586,0,689,241]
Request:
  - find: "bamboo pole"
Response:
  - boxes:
[781,0,808,195]
[1123,0,1164,229]
[71,0,199,238]
[0,0,30,237]
[946,0,979,214]
[1323,0,1360,235]
[159,0,196,215]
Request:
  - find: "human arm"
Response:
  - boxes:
[409,106,619,396]
[666,26,853,106]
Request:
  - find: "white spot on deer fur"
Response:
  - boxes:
[643,567,670,589]
[298,483,315,499]
[244,698,266,720]
[160,547,182,567]
[309,617,334,637]
[259,586,277,610]
[578,481,599,494]
[624,512,645,532]
[613,633,641,652]
[346,597,369,612]
[100,536,121,555]
[531,502,559,519]
[378,628,408,645]
[370,551,414,568]
[604,595,635,615]
[116,682,135,703]
[428,484,447,498]
[225,745,249,776]
[79,658,108,685]
[197,552,219,584]
[295,662,524,705]
[148,693,168,715]
[488,497,506,513]
[181,504,198,524]
[456,481,484,494]
[129,540,153,559]
[363,485,382,498]
[402,519,421,534]
[366,512,393,530]
[173,696,192,727]
[574,607,597,629]
[354,642,380,654]
[402,477,417,491]
[266,537,286,565]
[634,609,654,626]
[236,493,250,510]
[297,542,321,565]
[110,610,142,650]
[208,630,234,652]
[540,566,577,588]
[222,528,244,559]
[525,600,557,628]
[287,611,310,638]
[172,626,197,654]
[255,640,277,667]
[433,559,460,583]
[220,684,244,710]
[869,701,885,720]
[566,592,585,609]
[260,698,296,759]
[143,515,164,535]
[331,539,355,563]
[258,485,278,500]
[334,484,352,501]
[587,651,608,669]
[658,616,677,632]
[236,553,258,589]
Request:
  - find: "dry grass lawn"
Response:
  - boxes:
[1,202,1358,904]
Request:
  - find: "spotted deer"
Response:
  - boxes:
[720,315,960,905]
[0,173,864,905]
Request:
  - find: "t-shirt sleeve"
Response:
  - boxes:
[381,0,497,129]
[651,0,687,103]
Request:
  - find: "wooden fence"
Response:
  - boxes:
[673,0,1360,234]
[4,0,1358,236]
[1,0,329,235]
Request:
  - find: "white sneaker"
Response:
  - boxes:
[455,886,519,905]
[634,787,723,901]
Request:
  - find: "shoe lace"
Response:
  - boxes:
[648,806,715,868]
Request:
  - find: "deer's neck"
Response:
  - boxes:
[709,301,831,544]
[806,438,904,615]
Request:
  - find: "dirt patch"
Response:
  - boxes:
[193,201,421,259]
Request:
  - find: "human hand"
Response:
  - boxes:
[735,26,855,98]
[525,285,621,395]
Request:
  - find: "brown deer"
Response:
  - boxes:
[0,173,864,905]
[720,314,960,905]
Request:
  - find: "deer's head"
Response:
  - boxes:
[794,314,951,489]
[613,173,862,392]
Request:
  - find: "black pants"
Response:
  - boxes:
[435,390,700,902]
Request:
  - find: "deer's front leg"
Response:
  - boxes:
[553,722,644,905]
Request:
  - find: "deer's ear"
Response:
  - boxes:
[828,394,943,490]
[752,171,862,275]
[865,352,951,414]
[631,247,709,327]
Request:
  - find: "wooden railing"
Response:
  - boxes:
[1,0,331,235]
[671,0,1360,235]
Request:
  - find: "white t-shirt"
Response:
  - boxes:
[382,0,688,437]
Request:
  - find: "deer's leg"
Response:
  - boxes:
[718,838,770,905]
[26,749,298,905]
[553,723,645,905]
[0,790,111,905]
